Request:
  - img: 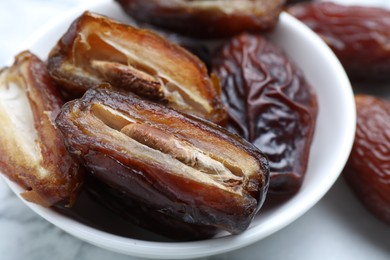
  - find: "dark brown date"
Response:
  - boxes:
[115,0,286,38]
[212,33,317,195]
[55,86,269,234]
[287,2,390,81]
[48,11,226,124]
[84,176,217,241]
[0,51,83,207]
[343,95,390,224]
[286,0,311,5]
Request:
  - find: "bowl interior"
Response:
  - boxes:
[3,1,355,259]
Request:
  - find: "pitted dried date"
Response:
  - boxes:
[48,12,226,124]
[287,2,390,81]
[55,86,269,234]
[0,51,83,206]
[344,95,390,224]
[115,0,286,38]
[212,33,317,195]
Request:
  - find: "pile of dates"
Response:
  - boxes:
[0,0,323,240]
[288,1,390,224]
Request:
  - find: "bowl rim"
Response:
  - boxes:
[3,1,356,259]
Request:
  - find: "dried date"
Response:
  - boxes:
[212,33,317,195]
[115,0,286,38]
[48,12,226,124]
[55,86,269,234]
[0,51,83,207]
[287,2,390,81]
[343,95,390,224]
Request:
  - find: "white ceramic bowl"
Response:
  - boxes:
[3,1,355,259]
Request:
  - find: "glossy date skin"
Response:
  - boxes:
[115,0,286,38]
[0,51,83,207]
[212,34,317,195]
[55,86,269,234]
[344,95,390,224]
[287,2,390,81]
[48,12,225,124]
[84,176,218,240]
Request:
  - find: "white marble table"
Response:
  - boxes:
[0,1,389,260]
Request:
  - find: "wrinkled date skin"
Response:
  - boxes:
[84,176,218,240]
[212,34,317,195]
[55,86,269,234]
[344,95,390,224]
[287,2,390,81]
[0,51,83,207]
[115,0,286,38]
[48,12,226,124]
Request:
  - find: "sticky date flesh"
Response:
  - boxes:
[48,12,225,124]
[343,95,390,224]
[287,2,390,81]
[212,34,317,195]
[115,0,286,38]
[56,86,269,234]
[0,51,83,206]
